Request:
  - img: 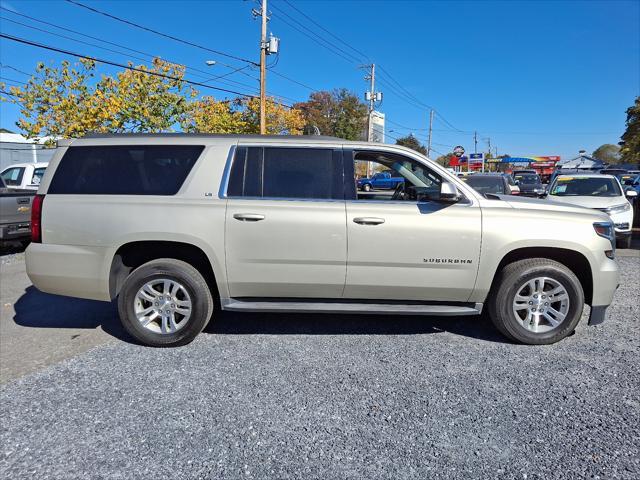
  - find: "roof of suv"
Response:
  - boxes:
[80,133,343,141]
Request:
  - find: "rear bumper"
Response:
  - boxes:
[0,222,31,241]
[26,243,112,301]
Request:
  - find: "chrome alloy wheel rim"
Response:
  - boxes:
[512,276,570,333]
[134,279,192,334]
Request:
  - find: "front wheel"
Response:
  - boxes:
[488,258,584,345]
[117,258,214,347]
[361,183,371,192]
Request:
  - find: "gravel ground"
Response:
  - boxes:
[1,257,638,479]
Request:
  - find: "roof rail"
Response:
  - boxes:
[79,132,343,141]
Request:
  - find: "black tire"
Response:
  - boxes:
[488,258,584,345]
[616,235,632,250]
[362,183,371,192]
[117,258,214,347]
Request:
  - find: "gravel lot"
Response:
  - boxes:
[0,256,639,479]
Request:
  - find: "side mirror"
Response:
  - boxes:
[626,189,638,198]
[439,181,461,202]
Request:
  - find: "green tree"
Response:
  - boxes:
[294,88,368,140]
[434,152,453,167]
[592,144,621,164]
[4,58,194,139]
[395,134,427,155]
[620,96,640,164]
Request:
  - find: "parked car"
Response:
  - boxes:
[547,173,636,249]
[513,173,545,197]
[459,173,520,195]
[357,171,404,191]
[0,162,48,190]
[511,169,537,176]
[0,176,35,244]
[26,134,619,347]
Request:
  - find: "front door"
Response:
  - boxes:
[225,145,347,299]
[344,149,482,302]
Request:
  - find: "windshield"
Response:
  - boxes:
[461,176,504,194]
[514,174,540,184]
[550,177,622,197]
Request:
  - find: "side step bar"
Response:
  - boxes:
[221,299,483,316]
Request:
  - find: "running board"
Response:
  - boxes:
[221,299,483,316]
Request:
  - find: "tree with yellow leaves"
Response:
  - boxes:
[3,58,193,139]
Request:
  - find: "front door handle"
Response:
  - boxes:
[233,213,265,222]
[353,217,385,226]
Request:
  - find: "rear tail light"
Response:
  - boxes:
[31,194,45,243]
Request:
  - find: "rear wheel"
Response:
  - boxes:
[488,258,584,345]
[117,258,213,347]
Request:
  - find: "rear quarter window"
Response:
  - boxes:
[48,145,204,195]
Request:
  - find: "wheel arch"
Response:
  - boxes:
[109,240,220,304]
[489,247,593,305]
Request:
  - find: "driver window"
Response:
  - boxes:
[353,151,442,202]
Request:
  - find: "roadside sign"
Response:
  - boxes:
[453,145,465,157]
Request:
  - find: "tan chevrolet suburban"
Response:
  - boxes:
[26,134,620,347]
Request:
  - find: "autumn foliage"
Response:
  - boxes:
[1,58,307,140]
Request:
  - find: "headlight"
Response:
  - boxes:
[593,221,615,251]
[605,203,631,215]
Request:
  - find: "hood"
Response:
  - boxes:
[546,195,628,209]
[494,194,610,220]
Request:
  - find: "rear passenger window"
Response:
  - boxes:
[227,146,343,200]
[48,145,204,195]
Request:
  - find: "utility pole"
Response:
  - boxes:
[259,0,268,135]
[474,131,478,154]
[484,137,491,172]
[362,63,382,177]
[366,63,376,141]
[426,109,434,158]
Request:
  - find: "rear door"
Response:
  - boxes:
[224,145,347,299]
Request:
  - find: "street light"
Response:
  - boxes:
[205,60,216,66]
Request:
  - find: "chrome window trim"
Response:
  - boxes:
[220,144,344,201]
[218,144,237,199]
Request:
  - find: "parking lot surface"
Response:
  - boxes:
[1,253,639,479]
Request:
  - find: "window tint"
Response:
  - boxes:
[48,145,204,195]
[30,167,46,185]
[227,147,343,200]
[353,151,443,202]
[227,147,263,197]
[1,167,25,186]
[462,176,505,194]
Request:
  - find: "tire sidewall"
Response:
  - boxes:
[363,183,371,192]
[118,262,211,347]
[495,264,584,344]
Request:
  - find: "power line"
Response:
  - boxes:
[0,33,263,100]
[0,76,27,85]
[268,68,316,91]
[0,64,31,76]
[269,2,361,64]
[280,0,370,62]
[65,0,257,65]
[0,7,260,87]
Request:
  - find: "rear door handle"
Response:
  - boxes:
[353,217,385,225]
[233,213,265,222]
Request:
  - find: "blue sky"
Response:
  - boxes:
[1,0,638,160]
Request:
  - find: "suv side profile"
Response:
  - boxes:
[27,134,619,347]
